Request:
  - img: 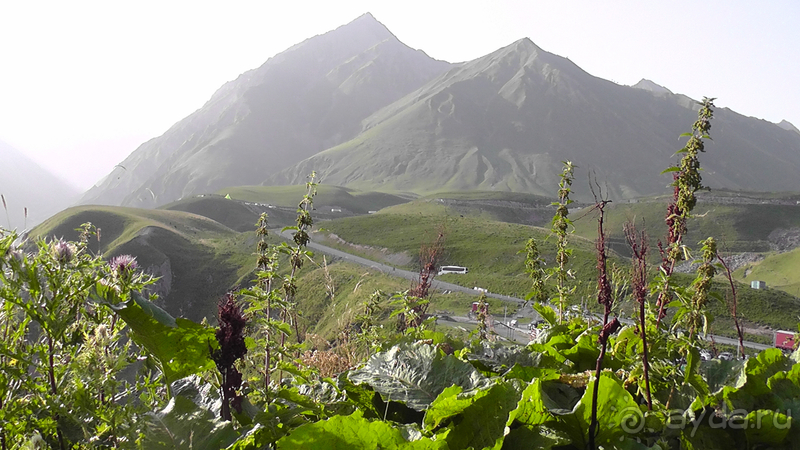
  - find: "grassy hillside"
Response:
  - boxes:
[32,206,263,321]
[420,190,557,227]
[216,185,411,214]
[296,260,521,342]
[571,195,800,255]
[735,247,800,297]
[316,200,604,300]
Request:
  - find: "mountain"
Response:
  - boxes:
[82,15,800,207]
[0,140,79,230]
[272,38,800,200]
[80,13,451,208]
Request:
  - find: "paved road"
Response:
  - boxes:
[276,228,525,304]
[277,229,774,352]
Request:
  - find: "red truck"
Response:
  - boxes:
[774,330,796,351]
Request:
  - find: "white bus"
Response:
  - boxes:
[438,265,468,275]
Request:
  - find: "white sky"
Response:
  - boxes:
[1,0,798,190]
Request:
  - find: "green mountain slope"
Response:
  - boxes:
[274,39,800,200]
[315,199,602,300]
[736,247,800,297]
[32,206,258,321]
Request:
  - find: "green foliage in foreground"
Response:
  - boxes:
[5,219,800,449]
[4,224,799,449]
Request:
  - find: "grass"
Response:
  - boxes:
[295,260,522,342]
[159,196,272,232]
[28,192,800,341]
[316,199,608,300]
[417,190,557,227]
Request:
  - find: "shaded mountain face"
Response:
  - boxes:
[80,13,452,208]
[273,38,800,200]
[0,140,78,229]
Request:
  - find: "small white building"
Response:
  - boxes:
[751,280,767,290]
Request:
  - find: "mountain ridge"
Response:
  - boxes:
[80,13,800,208]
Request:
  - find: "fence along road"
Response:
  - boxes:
[276,229,773,351]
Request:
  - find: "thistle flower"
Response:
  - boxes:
[109,254,139,281]
[51,239,75,263]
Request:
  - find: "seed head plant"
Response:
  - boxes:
[655,98,715,326]
[550,161,576,323]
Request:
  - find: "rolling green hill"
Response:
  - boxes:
[421,191,556,227]
[32,206,261,321]
[160,195,298,231]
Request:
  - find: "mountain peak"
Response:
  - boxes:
[339,12,393,38]
[505,37,542,54]
[632,79,673,96]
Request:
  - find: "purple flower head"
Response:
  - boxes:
[110,254,139,279]
[51,239,74,263]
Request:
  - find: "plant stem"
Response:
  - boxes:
[625,221,653,410]
[716,252,745,357]
[47,335,66,450]
[589,198,617,450]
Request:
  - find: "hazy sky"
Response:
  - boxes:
[1,1,798,190]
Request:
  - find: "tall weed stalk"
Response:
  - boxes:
[655,98,715,327]
[550,161,576,323]
[625,220,653,410]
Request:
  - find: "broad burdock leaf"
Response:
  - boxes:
[348,342,490,411]
[140,376,238,449]
[551,372,642,448]
[431,380,522,450]
[277,410,448,449]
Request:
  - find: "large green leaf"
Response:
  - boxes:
[348,343,489,411]
[700,358,745,394]
[506,378,554,428]
[140,376,239,449]
[423,385,480,430]
[461,342,544,375]
[276,410,449,449]
[423,380,522,450]
[553,372,643,448]
[100,287,217,383]
[744,409,792,446]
